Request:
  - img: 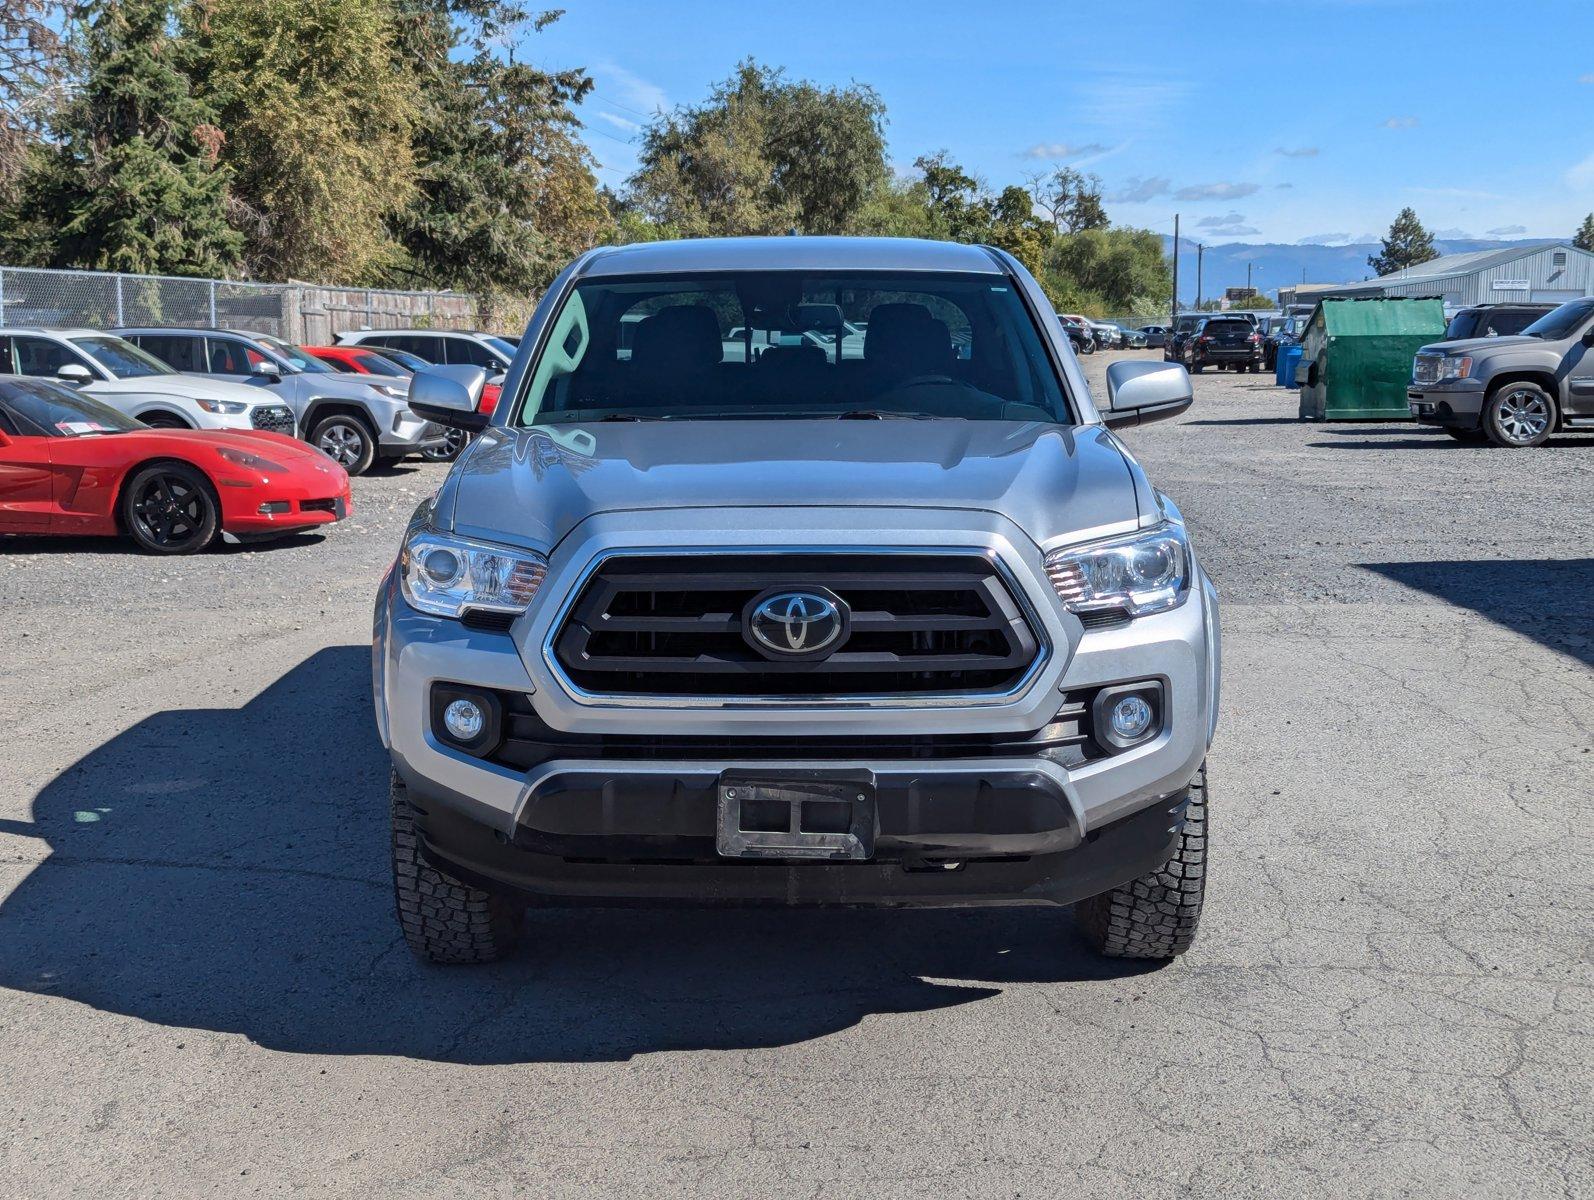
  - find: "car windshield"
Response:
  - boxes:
[515,271,1071,425]
[2,379,144,435]
[256,334,333,373]
[70,335,174,379]
[1521,299,1594,340]
[372,347,429,372]
[347,351,407,377]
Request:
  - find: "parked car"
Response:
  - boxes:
[306,344,496,462]
[1264,314,1310,371]
[1116,325,1148,349]
[1440,304,1557,343]
[1138,325,1167,349]
[1164,313,1207,363]
[1057,315,1095,354]
[1185,316,1264,373]
[1090,320,1123,350]
[1408,296,1594,447]
[0,327,295,436]
[334,328,516,376]
[379,235,1218,966]
[0,376,349,553]
[115,327,445,474]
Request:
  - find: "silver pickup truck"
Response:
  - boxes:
[374,236,1221,965]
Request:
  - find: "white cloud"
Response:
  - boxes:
[1106,175,1171,203]
[1197,211,1249,230]
[1487,225,1528,237]
[1432,227,1473,240]
[1567,151,1594,192]
[1175,181,1261,200]
[591,61,668,117]
[1275,146,1319,158]
[1021,141,1108,161]
[594,110,642,134]
[1297,233,1350,245]
[1580,73,1594,84]
[1382,116,1419,129]
[1073,71,1194,135]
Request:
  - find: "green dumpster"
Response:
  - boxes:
[1295,297,1447,420]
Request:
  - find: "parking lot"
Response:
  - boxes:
[1,352,1589,1198]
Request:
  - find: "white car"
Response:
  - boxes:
[0,328,296,436]
[334,328,517,375]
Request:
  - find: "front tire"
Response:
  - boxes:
[421,428,468,463]
[1444,426,1487,443]
[311,413,377,475]
[1076,763,1208,959]
[121,462,219,554]
[1483,383,1556,448]
[391,772,522,964]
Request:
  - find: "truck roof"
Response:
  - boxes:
[576,236,1006,279]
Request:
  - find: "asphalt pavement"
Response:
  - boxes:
[1,353,1589,1198]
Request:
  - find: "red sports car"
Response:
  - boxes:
[305,344,501,414]
[0,377,352,554]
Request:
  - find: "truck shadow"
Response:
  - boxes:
[0,646,1156,1065]
[1360,559,1593,668]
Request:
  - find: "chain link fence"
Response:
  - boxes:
[0,265,483,343]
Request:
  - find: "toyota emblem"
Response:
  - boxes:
[744,588,849,660]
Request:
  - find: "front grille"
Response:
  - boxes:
[300,498,337,514]
[251,405,296,435]
[551,553,1042,699]
[1413,355,1441,384]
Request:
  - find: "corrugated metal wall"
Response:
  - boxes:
[1374,245,1594,306]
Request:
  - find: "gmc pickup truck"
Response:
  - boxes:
[375,237,1221,965]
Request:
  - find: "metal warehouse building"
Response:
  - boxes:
[1310,241,1594,309]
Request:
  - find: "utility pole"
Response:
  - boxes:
[1196,244,1204,309]
[1171,214,1180,324]
[1246,262,1254,295]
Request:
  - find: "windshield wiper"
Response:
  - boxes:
[595,412,666,422]
[834,409,939,420]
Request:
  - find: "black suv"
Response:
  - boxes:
[1441,304,1556,343]
[1185,316,1263,373]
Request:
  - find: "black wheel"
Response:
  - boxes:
[1483,383,1556,448]
[139,411,190,430]
[1077,763,1208,959]
[421,428,468,463]
[1191,362,1204,374]
[391,772,522,964]
[120,462,219,555]
[1444,426,1487,443]
[311,413,377,475]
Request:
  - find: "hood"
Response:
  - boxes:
[1418,335,1538,356]
[89,374,272,405]
[444,419,1139,552]
[121,427,343,471]
[323,369,408,395]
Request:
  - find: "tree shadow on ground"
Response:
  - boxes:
[1360,558,1593,667]
[0,646,1157,1065]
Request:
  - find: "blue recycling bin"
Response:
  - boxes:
[1277,343,1303,388]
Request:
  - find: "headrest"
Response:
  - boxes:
[757,343,826,370]
[864,303,952,375]
[630,305,722,372]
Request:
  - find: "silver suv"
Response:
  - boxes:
[374,237,1220,964]
[116,327,445,473]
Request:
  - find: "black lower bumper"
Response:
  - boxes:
[408,770,1192,909]
[1407,391,1481,430]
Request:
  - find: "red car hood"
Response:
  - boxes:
[117,428,346,477]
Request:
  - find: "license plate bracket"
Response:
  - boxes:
[716,770,876,861]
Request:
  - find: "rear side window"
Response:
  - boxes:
[390,335,443,361]
[1485,310,1545,337]
[136,334,204,372]
[444,337,501,369]
[206,338,266,374]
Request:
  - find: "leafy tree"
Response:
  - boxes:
[1027,166,1107,234]
[1574,213,1594,253]
[187,0,418,284]
[388,3,609,296]
[986,183,1049,277]
[626,60,887,238]
[1040,228,1171,315]
[1224,290,1274,310]
[908,151,992,242]
[0,0,67,202]
[5,0,242,275]
[1368,207,1438,276]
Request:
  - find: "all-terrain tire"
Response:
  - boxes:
[391,772,522,963]
[1076,762,1208,959]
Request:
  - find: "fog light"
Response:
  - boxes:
[258,500,290,515]
[443,698,484,742]
[1110,694,1154,741]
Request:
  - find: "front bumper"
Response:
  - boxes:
[379,410,449,454]
[1407,378,1485,429]
[217,475,353,533]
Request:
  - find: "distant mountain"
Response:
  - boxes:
[1156,236,1557,304]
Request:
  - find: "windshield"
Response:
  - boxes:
[516,271,1071,425]
[256,333,333,373]
[345,350,407,377]
[371,347,429,372]
[70,335,174,379]
[2,379,144,435]
[1520,299,1594,340]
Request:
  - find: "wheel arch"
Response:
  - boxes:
[129,403,197,428]
[1484,369,1561,404]
[112,455,224,534]
[302,399,379,438]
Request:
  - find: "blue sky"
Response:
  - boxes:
[525,0,1594,248]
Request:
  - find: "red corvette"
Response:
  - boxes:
[0,377,352,554]
[305,344,501,414]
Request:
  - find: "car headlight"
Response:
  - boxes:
[400,528,548,619]
[215,445,288,472]
[195,398,248,414]
[1045,523,1191,618]
[1437,355,1472,381]
[371,384,407,399]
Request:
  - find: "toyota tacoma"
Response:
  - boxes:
[375,237,1220,964]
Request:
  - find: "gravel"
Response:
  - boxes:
[1,355,1588,1198]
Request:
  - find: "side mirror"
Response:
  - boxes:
[410,365,490,432]
[1102,360,1194,429]
[252,360,281,378]
[57,362,93,386]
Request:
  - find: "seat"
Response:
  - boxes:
[627,305,724,407]
[862,304,955,390]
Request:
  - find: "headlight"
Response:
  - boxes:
[215,445,288,472]
[371,384,406,399]
[1438,355,1472,381]
[1045,523,1191,618]
[400,528,547,619]
[195,398,248,414]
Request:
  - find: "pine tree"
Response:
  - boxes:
[1368,207,1439,276]
[22,0,242,275]
[1574,213,1594,253]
